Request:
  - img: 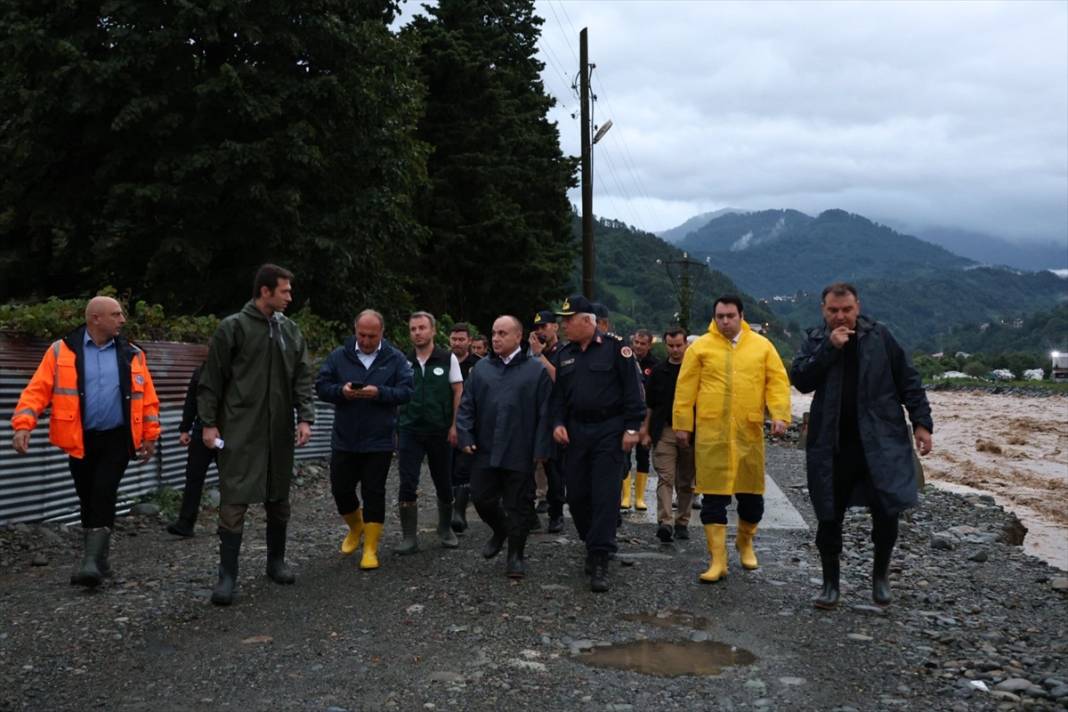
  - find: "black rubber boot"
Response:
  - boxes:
[813,555,841,610]
[394,503,419,555]
[70,528,109,587]
[265,523,295,585]
[437,500,459,549]
[97,528,113,578]
[451,485,470,534]
[211,529,242,606]
[506,535,527,579]
[872,545,893,606]
[590,552,609,593]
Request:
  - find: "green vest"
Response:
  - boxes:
[398,347,454,432]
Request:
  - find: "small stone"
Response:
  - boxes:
[990,691,1020,702]
[995,678,1033,693]
[779,677,805,686]
[930,534,956,551]
[129,502,160,516]
[968,550,989,563]
[1050,577,1068,591]
[428,671,465,683]
[847,633,873,641]
[405,604,424,615]
[30,554,48,567]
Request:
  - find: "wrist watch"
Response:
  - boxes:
[625,429,638,435]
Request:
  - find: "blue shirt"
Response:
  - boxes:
[82,330,124,431]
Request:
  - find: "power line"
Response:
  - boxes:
[546,0,580,65]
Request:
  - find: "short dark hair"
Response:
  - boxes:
[713,295,744,315]
[821,282,859,302]
[633,329,653,341]
[664,327,688,340]
[253,263,294,298]
[471,335,488,345]
[450,322,471,335]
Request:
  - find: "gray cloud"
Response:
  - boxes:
[533,0,1067,243]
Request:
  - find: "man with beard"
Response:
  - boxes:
[198,264,316,606]
[790,283,932,608]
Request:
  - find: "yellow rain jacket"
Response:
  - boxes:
[672,320,791,495]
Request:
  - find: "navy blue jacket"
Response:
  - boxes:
[316,337,414,453]
[790,315,933,521]
[456,351,553,474]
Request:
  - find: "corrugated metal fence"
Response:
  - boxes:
[0,333,333,525]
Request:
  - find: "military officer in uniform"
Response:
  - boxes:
[550,296,645,592]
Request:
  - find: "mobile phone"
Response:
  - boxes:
[350,382,365,390]
[536,334,548,344]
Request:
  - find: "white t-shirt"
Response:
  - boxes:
[416,352,463,384]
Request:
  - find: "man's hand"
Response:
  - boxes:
[622,430,639,452]
[674,430,691,448]
[914,426,933,456]
[179,432,192,447]
[463,445,477,455]
[354,384,379,399]
[527,332,543,356]
[829,326,855,349]
[770,420,787,438]
[553,425,569,446]
[295,421,312,447]
[639,429,652,448]
[447,425,459,447]
[341,382,360,400]
[203,426,220,449]
[12,430,30,455]
[137,439,157,464]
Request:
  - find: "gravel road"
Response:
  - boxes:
[1,445,1066,711]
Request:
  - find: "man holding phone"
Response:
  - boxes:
[316,310,414,570]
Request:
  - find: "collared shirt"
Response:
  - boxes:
[354,341,382,370]
[82,330,124,431]
[501,347,522,365]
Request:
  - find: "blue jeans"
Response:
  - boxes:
[397,429,453,504]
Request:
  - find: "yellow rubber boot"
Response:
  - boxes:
[634,472,649,511]
[620,473,633,509]
[736,520,759,570]
[699,524,728,583]
[360,523,382,570]
[340,509,364,555]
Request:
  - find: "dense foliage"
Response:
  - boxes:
[405,0,577,330]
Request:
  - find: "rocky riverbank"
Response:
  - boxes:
[1,446,1066,711]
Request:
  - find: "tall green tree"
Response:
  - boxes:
[0,0,427,324]
[407,0,577,330]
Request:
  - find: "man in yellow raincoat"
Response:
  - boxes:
[672,296,791,583]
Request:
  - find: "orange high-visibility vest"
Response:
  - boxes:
[11,335,161,459]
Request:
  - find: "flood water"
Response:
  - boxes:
[577,639,757,677]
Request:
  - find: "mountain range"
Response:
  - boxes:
[596,207,1068,354]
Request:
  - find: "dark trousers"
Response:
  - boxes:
[452,449,474,487]
[544,454,566,518]
[397,429,453,504]
[700,493,765,525]
[815,442,900,557]
[175,435,216,526]
[330,450,392,523]
[68,427,130,528]
[471,464,533,539]
[564,418,625,556]
[218,500,290,533]
[624,443,651,474]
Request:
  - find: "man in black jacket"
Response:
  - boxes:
[457,315,553,579]
[790,283,933,609]
[316,310,413,570]
[166,363,216,537]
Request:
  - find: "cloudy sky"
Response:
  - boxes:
[523,0,1067,243]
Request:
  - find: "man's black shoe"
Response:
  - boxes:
[656,524,673,543]
[673,524,690,540]
[535,500,549,514]
[547,516,564,533]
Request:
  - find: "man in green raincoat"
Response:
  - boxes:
[198,264,316,606]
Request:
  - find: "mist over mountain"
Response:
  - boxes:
[902,226,1066,273]
[656,208,743,244]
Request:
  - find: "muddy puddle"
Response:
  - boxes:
[577,639,757,677]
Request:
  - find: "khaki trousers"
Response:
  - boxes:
[653,429,696,526]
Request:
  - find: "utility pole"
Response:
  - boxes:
[657,253,705,333]
[579,28,594,300]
